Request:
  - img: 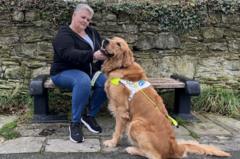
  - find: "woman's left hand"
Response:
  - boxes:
[93,50,107,61]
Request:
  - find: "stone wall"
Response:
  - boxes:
[0,0,240,96]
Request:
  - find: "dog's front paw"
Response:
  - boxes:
[125,147,135,155]
[126,146,143,156]
[103,139,117,148]
[121,112,130,120]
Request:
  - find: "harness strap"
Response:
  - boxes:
[91,71,102,87]
[140,90,178,127]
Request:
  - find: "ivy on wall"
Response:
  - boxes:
[207,0,240,14]
[0,0,74,26]
[95,0,240,33]
[105,2,203,33]
[1,0,240,32]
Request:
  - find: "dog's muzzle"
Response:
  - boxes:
[102,38,109,48]
[101,39,114,58]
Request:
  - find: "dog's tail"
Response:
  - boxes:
[178,140,231,157]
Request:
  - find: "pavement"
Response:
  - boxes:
[0,112,240,159]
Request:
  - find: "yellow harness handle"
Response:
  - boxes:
[111,78,121,86]
[166,115,178,127]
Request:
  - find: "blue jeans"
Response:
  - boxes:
[51,69,107,123]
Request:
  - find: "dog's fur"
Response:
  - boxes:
[102,37,231,159]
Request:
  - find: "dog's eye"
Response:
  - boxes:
[116,42,121,47]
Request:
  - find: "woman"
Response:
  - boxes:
[50,3,107,143]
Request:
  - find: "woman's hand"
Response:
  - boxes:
[93,50,107,61]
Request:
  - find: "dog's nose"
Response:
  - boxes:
[102,38,109,48]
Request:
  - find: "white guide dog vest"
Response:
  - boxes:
[119,79,151,101]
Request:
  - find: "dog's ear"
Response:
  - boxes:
[122,48,134,67]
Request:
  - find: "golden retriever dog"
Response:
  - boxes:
[101,37,231,159]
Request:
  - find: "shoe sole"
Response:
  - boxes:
[81,118,100,134]
[69,127,84,143]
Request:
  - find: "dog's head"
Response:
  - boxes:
[101,37,134,74]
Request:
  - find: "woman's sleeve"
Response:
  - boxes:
[53,32,93,65]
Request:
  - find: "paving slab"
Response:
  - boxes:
[0,137,45,154]
[185,113,231,136]
[0,115,17,129]
[17,115,115,138]
[203,113,240,134]
[174,126,197,141]
[174,126,190,136]
[16,123,69,137]
[45,138,100,152]
[0,151,145,159]
[199,135,240,152]
[176,135,197,141]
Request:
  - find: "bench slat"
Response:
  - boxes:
[149,78,185,88]
[44,78,185,89]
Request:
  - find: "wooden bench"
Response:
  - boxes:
[29,74,200,122]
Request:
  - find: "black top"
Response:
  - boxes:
[50,25,102,76]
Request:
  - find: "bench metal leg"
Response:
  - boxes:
[33,88,49,115]
[32,88,67,123]
[30,74,68,123]
[174,88,195,120]
[32,88,52,122]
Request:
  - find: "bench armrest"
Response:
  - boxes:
[29,74,49,95]
[171,74,200,96]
